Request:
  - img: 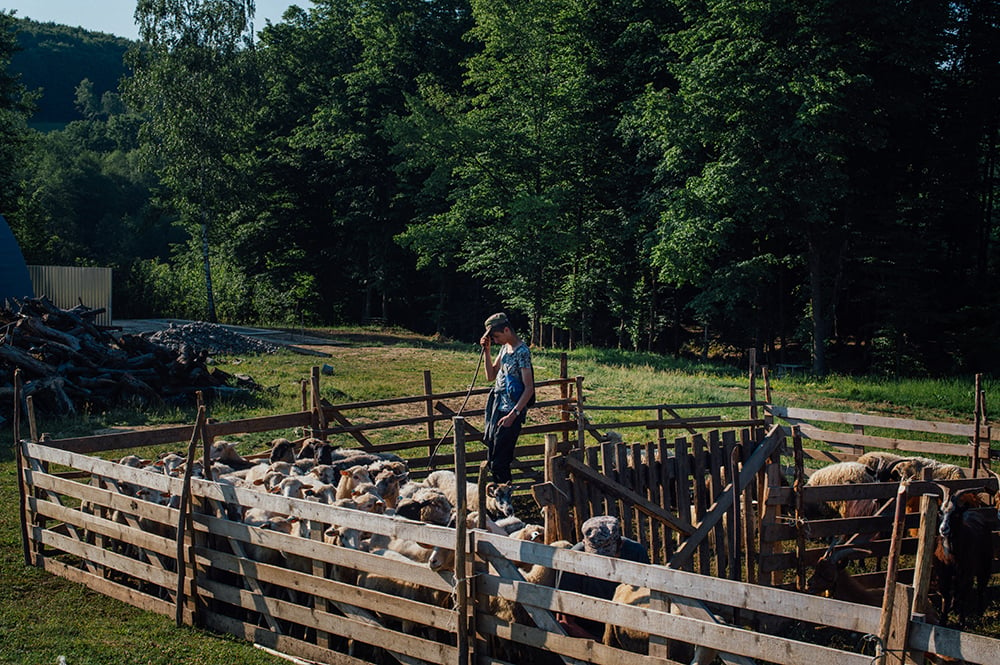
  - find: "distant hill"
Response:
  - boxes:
[10,18,132,127]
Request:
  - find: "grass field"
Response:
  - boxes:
[0,326,995,664]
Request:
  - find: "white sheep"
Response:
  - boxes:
[882,456,967,482]
[855,450,904,478]
[602,583,718,664]
[426,469,515,519]
[336,464,373,501]
[357,548,453,639]
[395,485,453,525]
[804,461,878,519]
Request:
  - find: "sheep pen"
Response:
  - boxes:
[13,369,1000,665]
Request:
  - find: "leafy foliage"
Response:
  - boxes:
[3,1,1000,374]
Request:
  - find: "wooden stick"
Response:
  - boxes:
[910,493,938,665]
[454,416,469,665]
[877,482,909,664]
[973,373,982,477]
[792,427,806,590]
[14,370,31,566]
[175,405,207,627]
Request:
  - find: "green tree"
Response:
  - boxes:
[637,0,951,373]
[0,11,34,216]
[124,0,259,322]
[398,0,662,345]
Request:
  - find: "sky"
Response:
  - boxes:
[1,0,299,41]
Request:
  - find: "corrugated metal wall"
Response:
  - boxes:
[27,266,113,326]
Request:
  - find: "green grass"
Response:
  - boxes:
[0,327,996,662]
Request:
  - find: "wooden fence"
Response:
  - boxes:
[14,364,1000,665]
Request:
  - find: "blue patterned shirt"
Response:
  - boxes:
[494,342,532,412]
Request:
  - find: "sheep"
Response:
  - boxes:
[303,482,339,505]
[934,486,995,627]
[485,481,517,520]
[804,461,879,520]
[426,469,515,520]
[336,464,373,500]
[425,469,477,505]
[601,583,718,664]
[395,485,453,525]
[371,467,402,509]
[880,457,967,483]
[209,440,255,469]
[855,450,904,478]
[368,458,410,482]
[510,523,544,544]
[151,453,186,476]
[308,464,339,485]
[356,548,453,639]
[350,482,386,514]
[269,437,297,464]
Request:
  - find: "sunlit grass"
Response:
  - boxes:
[1,328,997,662]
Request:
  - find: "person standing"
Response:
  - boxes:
[480,312,534,484]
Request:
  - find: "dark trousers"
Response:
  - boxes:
[484,392,524,484]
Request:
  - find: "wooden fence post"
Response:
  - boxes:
[311,365,328,440]
[14,370,31,566]
[175,405,207,627]
[877,482,909,665]
[749,348,758,421]
[973,373,982,477]
[454,417,470,665]
[424,370,435,445]
[792,427,806,590]
[575,376,585,450]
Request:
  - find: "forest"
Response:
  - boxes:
[0,1,997,376]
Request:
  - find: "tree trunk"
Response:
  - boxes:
[808,240,831,376]
[200,218,217,323]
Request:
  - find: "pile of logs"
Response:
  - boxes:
[1,297,265,416]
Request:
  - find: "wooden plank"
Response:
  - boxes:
[40,556,176,617]
[690,434,709,575]
[476,614,671,665]
[36,528,177,589]
[28,470,176,526]
[475,532,881,634]
[784,424,987,459]
[202,594,453,665]
[478,566,871,665]
[584,446,602,521]
[908,621,1000,665]
[768,406,988,438]
[200,564,456,639]
[708,430,726,577]
[205,411,313,438]
[563,455,694,535]
[883,583,913,665]
[30,496,176,559]
[202,611,378,665]
[194,515,455,592]
[30,424,196,454]
[585,401,763,411]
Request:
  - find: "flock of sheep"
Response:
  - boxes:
[104,437,1000,659]
[802,451,999,628]
[111,436,560,657]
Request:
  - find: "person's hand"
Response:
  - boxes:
[500,409,518,427]
[479,333,491,349]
